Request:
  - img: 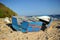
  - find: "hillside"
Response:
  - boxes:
[0,3,17,18]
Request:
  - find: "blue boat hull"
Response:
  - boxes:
[12,16,52,32]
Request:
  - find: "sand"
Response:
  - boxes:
[0,19,60,40]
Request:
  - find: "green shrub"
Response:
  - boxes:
[0,3,17,18]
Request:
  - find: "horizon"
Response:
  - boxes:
[0,0,60,16]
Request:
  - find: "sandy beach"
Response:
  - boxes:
[0,19,60,40]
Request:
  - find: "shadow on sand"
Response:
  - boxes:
[6,23,16,31]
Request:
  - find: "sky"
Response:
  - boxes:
[0,0,60,16]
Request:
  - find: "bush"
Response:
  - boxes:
[0,3,17,18]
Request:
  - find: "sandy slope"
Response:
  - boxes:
[0,20,60,40]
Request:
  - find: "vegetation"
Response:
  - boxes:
[0,3,17,18]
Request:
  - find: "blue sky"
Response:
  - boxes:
[0,0,60,16]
